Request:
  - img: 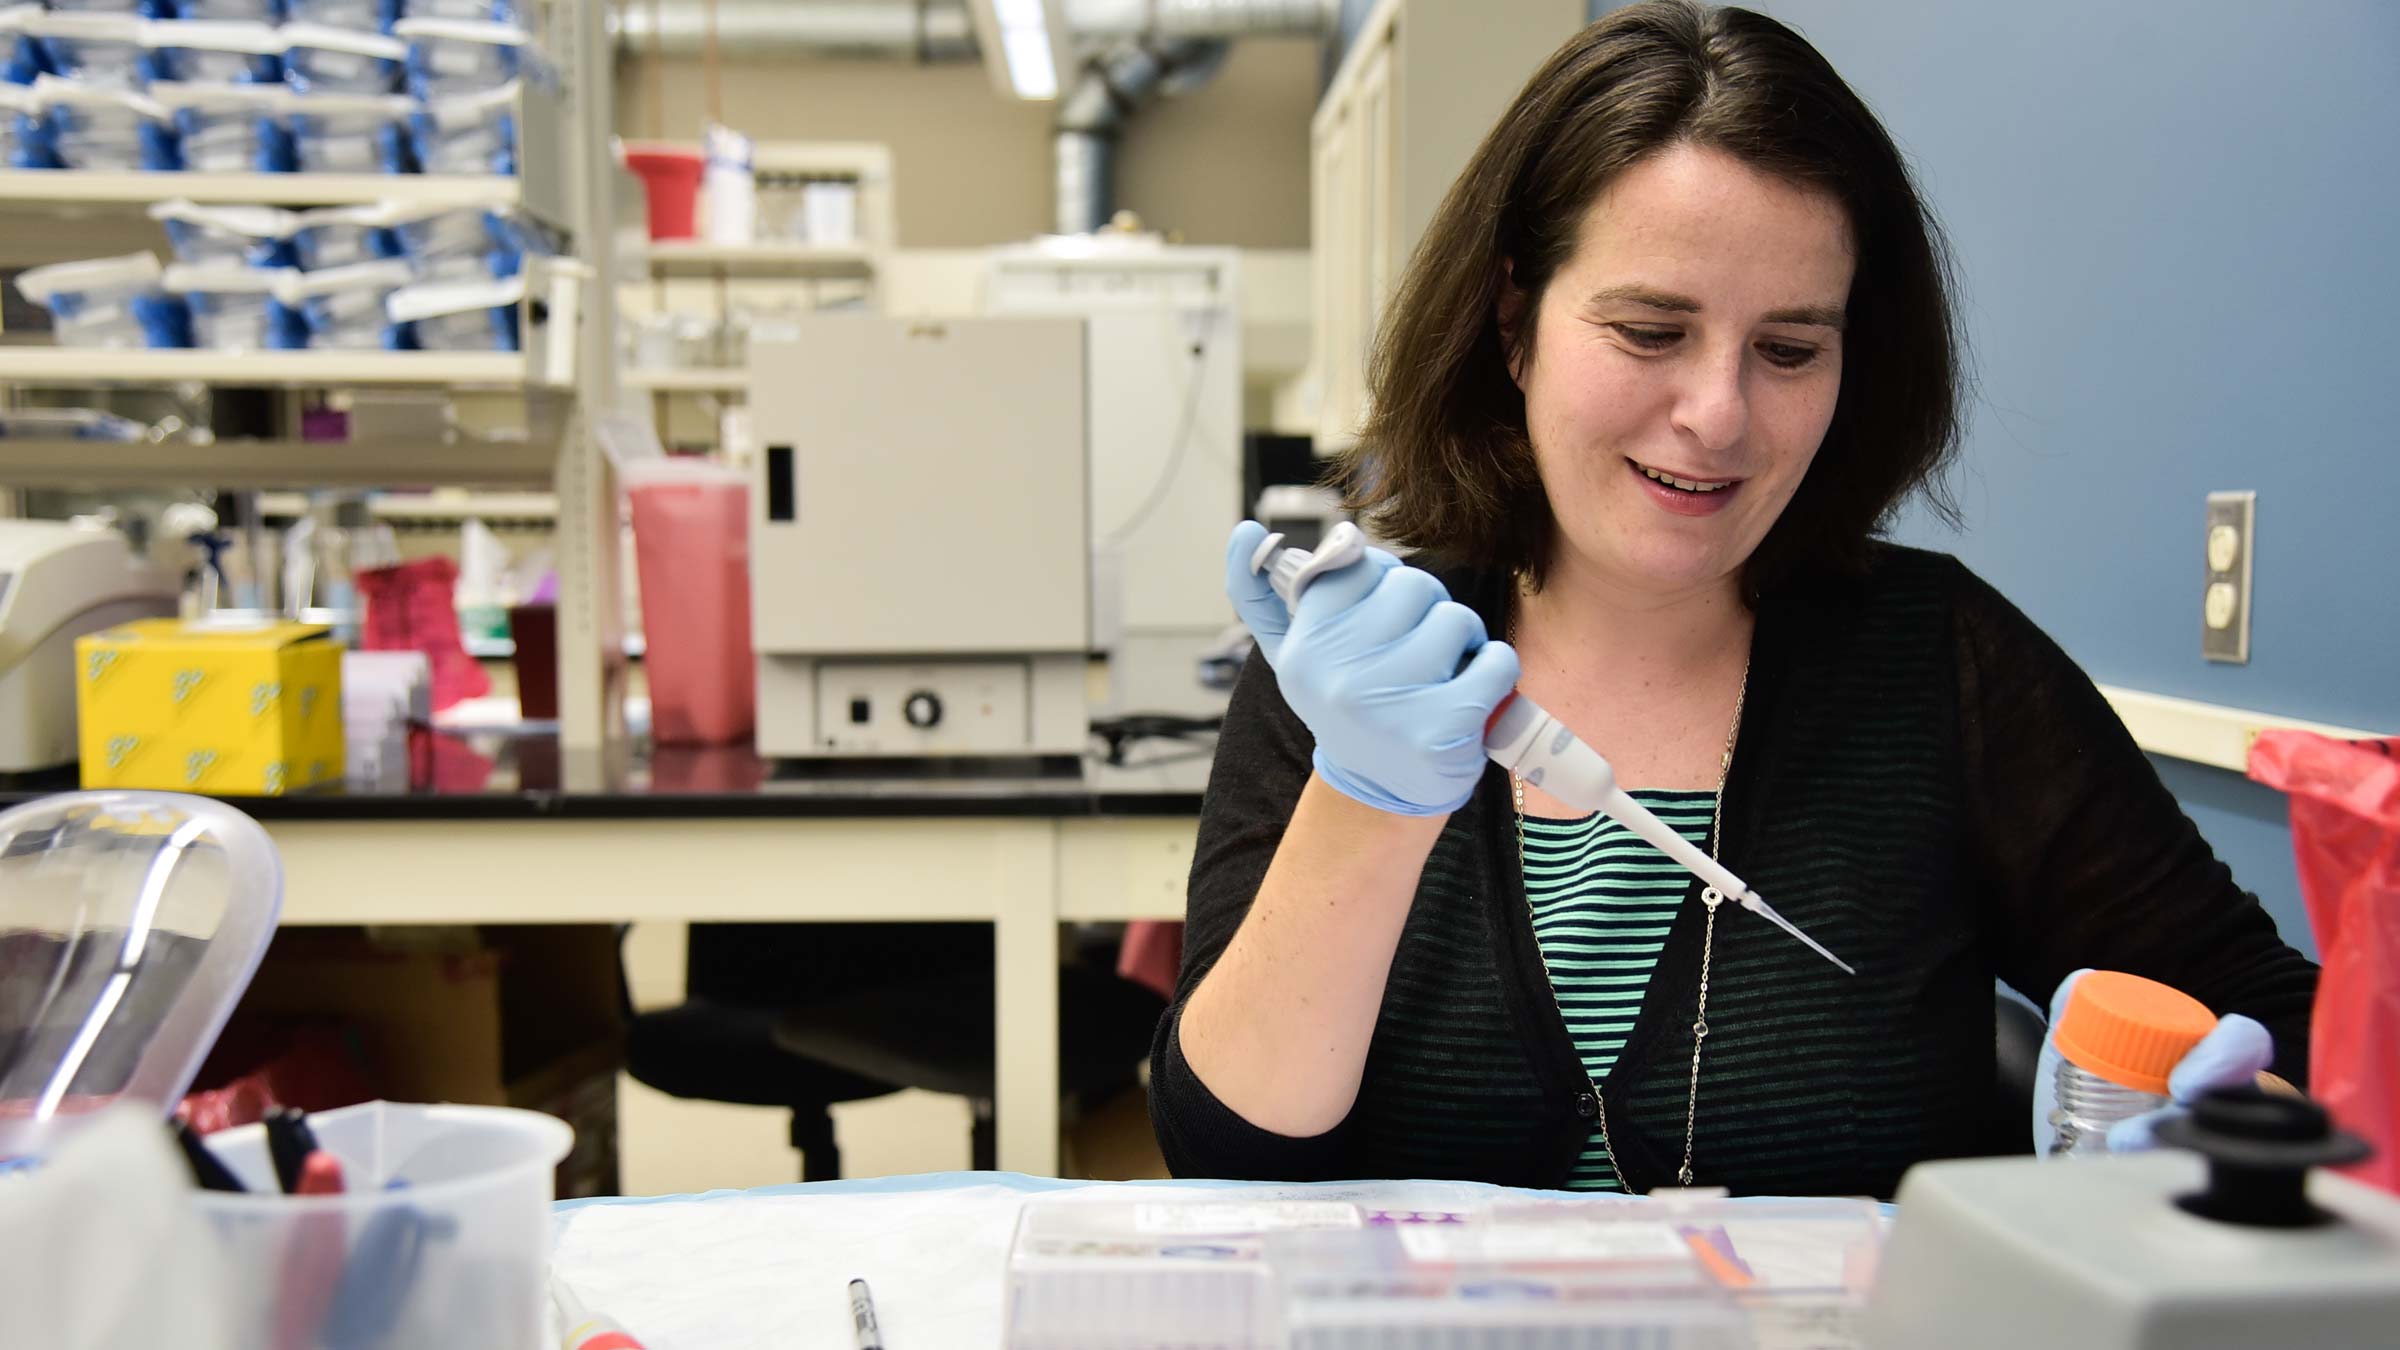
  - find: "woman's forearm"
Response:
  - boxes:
[1174,773,1450,1137]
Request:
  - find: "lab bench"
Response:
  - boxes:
[0,735,1209,1178]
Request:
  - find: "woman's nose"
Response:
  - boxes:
[1670,344,1750,453]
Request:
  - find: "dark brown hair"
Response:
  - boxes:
[1342,0,1962,601]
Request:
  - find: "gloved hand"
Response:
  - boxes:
[1224,519,1400,668]
[1222,521,1519,816]
[2032,967,2277,1154]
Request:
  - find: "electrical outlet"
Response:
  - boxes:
[2203,491,2254,663]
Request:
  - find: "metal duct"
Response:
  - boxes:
[1062,0,1336,39]
[610,1,979,61]
[1053,37,1229,235]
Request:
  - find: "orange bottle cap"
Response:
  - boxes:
[2052,971,2216,1095]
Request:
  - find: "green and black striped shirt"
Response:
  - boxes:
[1523,791,1715,1192]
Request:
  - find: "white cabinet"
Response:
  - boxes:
[1309,0,1586,451]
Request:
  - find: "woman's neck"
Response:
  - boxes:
[1515,551,1753,688]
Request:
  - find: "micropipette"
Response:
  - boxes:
[1253,522,1855,977]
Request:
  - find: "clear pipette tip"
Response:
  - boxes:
[1736,891,1856,976]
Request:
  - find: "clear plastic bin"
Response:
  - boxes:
[287,92,414,173]
[168,264,301,351]
[280,23,403,95]
[405,79,517,175]
[178,0,286,20]
[26,12,150,89]
[189,1101,573,1350]
[14,252,183,349]
[283,0,396,30]
[387,274,521,351]
[1004,1198,1368,1350]
[155,85,293,173]
[153,201,298,268]
[290,204,398,270]
[394,17,523,99]
[38,79,175,172]
[144,21,285,85]
[280,257,411,348]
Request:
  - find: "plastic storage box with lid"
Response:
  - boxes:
[405,77,517,175]
[392,15,524,99]
[1004,1197,1370,1350]
[142,17,284,84]
[285,89,412,171]
[152,80,292,171]
[164,261,304,350]
[387,272,519,350]
[279,256,412,348]
[22,10,150,87]
[279,22,401,94]
[152,200,297,267]
[0,789,282,1165]
[14,252,189,348]
[35,76,175,171]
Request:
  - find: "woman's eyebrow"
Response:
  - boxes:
[1585,284,1847,331]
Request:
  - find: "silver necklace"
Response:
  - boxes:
[1508,595,1749,1190]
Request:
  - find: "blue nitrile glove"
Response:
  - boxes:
[1224,518,1399,668]
[2032,968,2277,1154]
[1237,532,1519,817]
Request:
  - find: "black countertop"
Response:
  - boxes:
[0,729,1216,821]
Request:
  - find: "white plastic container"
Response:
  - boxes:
[189,1101,573,1350]
[151,200,297,268]
[388,273,521,351]
[279,257,411,348]
[801,178,861,246]
[14,252,171,348]
[286,90,413,172]
[152,81,290,172]
[166,262,293,351]
[280,22,403,95]
[405,77,518,175]
[393,16,525,99]
[702,121,756,245]
[141,18,284,85]
[22,11,147,89]
[36,76,171,172]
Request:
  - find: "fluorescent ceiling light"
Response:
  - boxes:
[970,0,1068,101]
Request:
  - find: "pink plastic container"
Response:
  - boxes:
[626,464,755,745]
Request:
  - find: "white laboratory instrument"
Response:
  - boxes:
[746,316,1091,759]
[1255,522,1854,975]
[0,521,177,772]
[986,241,1241,716]
[1864,1089,2400,1348]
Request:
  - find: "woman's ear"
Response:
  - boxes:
[1496,261,1532,390]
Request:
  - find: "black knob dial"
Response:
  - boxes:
[903,691,943,729]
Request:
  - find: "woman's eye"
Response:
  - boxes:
[1609,324,1681,351]
[1759,341,1820,370]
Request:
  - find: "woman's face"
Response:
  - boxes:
[1512,144,1855,599]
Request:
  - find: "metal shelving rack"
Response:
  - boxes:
[0,2,627,763]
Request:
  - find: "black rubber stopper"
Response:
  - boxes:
[2153,1085,2373,1228]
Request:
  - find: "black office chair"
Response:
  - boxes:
[1994,987,2048,1154]
[624,922,1163,1180]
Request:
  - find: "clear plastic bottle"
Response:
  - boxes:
[2047,970,2217,1157]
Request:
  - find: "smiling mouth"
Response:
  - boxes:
[1628,458,1742,494]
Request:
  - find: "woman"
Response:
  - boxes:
[1150,1,2316,1198]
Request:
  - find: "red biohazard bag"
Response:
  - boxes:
[2248,732,2400,1194]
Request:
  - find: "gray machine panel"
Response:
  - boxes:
[746,317,1091,656]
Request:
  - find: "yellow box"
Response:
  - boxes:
[75,618,344,796]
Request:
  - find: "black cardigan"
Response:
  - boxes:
[1149,545,2317,1198]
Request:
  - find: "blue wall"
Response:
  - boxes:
[1561,0,2400,957]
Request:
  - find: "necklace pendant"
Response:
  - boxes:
[1700,885,1724,911]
